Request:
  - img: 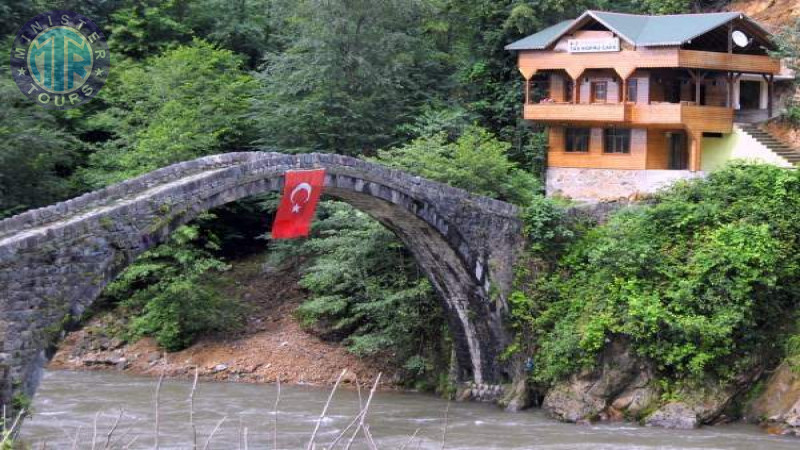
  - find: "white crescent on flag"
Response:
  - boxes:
[290,182,313,213]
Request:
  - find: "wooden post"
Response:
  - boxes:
[622,77,627,103]
[525,79,531,104]
[727,22,733,54]
[688,70,707,106]
[688,130,702,172]
[726,72,732,107]
[765,73,774,118]
[572,76,580,104]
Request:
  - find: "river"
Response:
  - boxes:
[19,370,799,449]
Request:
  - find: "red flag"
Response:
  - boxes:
[271,169,326,239]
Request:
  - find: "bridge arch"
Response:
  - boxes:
[0,152,522,411]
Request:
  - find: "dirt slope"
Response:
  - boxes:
[49,255,396,388]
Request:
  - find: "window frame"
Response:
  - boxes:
[603,128,631,154]
[591,81,607,103]
[564,127,590,153]
[626,78,638,103]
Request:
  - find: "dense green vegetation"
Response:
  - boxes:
[8,0,800,394]
[512,164,800,386]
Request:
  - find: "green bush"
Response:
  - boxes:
[374,126,541,206]
[522,163,800,384]
[105,220,243,351]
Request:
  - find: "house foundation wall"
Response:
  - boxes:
[546,167,704,202]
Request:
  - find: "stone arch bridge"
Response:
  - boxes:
[0,152,523,412]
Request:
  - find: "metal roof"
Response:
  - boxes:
[505,10,771,50]
[504,20,573,50]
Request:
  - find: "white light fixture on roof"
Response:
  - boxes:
[732,30,749,48]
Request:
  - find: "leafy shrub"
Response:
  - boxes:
[523,163,800,384]
[375,126,541,206]
[105,220,243,351]
[82,39,257,187]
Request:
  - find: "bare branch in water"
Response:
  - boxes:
[345,372,381,450]
[202,416,228,450]
[90,411,100,450]
[123,434,139,449]
[399,428,421,450]
[103,407,124,449]
[308,368,347,450]
[273,375,281,450]
[363,424,378,450]
[190,367,199,450]
[70,425,82,450]
[441,399,450,449]
[154,369,165,449]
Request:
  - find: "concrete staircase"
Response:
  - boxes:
[736,123,800,167]
[737,124,800,167]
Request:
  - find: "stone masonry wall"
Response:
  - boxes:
[546,167,705,202]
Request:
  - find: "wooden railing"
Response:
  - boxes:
[525,102,734,133]
[678,50,780,74]
[524,103,627,122]
[518,48,781,76]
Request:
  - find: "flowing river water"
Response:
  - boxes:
[19,370,799,449]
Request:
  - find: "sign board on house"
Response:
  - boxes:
[567,37,620,53]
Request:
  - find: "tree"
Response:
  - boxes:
[0,68,81,217]
[81,39,258,187]
[375,125,541,205]
[252,0,450,155]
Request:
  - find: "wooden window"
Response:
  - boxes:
[627,79,638,103]
[565,128,590,152]
[603,128,631,154]
[591,81,607,103]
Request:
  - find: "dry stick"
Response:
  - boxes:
[326,408,365,449]
[190,367,199,450]
[440,399,450,450]
[109,418,141,450]
[123,435,139,449]
[273,375,281,450]
[90,411,100,450]
[344,373,381,450]
[202,416,228,450]
[363,424,378,450]
[399,428,421,450]
[103,407,124,449]
[70,426,83,450]
[243,427,249,450]
[238,416,244,450]
[307,369,347,450]
[154,370,165,449]
[1,409,25,445]
[354,372,363,409]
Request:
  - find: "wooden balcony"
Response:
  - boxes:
[525,102,734,133]
[518,48,781,76]
[629,103,733,133]
[524,103,627,123]
[678,50,780,74]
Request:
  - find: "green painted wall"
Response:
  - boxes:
[702,126,792,171]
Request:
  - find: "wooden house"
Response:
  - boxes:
[506,10,797,201]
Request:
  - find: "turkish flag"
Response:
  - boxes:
[271,169,326,239]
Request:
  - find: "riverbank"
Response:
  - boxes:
[49,255,395,388]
